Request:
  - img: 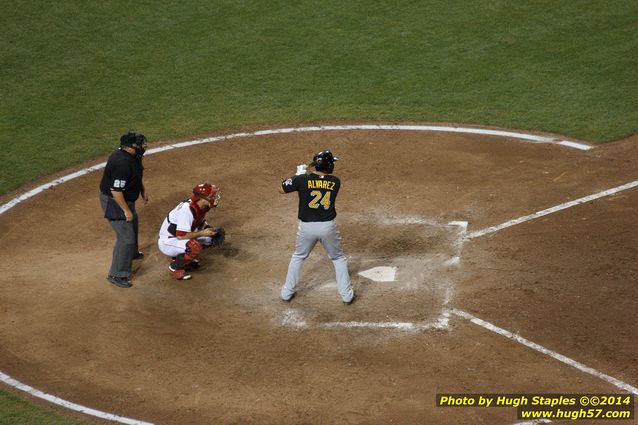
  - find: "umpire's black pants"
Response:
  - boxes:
[99,192,139,278]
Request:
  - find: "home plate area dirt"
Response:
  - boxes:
[0,128,636,424]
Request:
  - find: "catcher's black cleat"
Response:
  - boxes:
[107,275,132,288]
[133,250,144,260]
[185,259,201,271]
[282,292,296,303]
[343,294,356,306]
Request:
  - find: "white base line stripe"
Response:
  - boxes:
[466,180,638,239]
[450,309,638,395]
[558,140,592,151]
[0,124,590,216]
[0,372,153,425]
[0,162,107,215]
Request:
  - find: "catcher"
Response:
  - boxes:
[157,183,225,280]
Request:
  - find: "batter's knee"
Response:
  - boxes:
[291,252,309,261]
[327,251,346,261]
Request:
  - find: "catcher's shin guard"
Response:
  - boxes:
[185,239,203,259]
[169,254,192,280]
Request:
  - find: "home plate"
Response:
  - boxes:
[358,266,397,282]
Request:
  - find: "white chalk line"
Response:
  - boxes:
[281,309,308,329]
[451,309,638,395]
[280,303,452,332]
[0,125,592,422]
[321,310,451,331]
[558,140,590,151]
[466,180,638,239]
[0,162,107,215]
[0,124,590,216]
[0,372,154,425]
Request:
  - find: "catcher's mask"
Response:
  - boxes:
[192,183,221,207]
[311,150,339,174]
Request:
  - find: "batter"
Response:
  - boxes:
[280,150,355,304]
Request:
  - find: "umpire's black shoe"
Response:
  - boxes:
[133,251,144,260]
[107,275,132,288]
[282,292,296,303]
[343,294,356,305]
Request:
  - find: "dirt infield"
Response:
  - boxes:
[0,128,636,424]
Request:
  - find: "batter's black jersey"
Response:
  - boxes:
[99,148,144,202]
[282,173,340,222]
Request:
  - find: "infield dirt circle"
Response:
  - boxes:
[0,126,637,425]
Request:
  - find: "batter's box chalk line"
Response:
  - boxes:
[279,219,467,332]
[320,309,451,331]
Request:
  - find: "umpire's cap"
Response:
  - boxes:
[120,132,147,146]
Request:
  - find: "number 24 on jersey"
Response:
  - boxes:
[308,190,331,210]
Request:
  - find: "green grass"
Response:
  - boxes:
[0,389,96,424]
[0,1,637,423]
[1,0,637,195]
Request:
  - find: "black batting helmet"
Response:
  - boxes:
[311,150,339,173]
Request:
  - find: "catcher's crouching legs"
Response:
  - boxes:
[169,254,191,280]
[168,239,203,280]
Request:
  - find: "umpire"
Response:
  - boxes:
[99,132,149,288]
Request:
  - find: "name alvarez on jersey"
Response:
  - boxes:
[282,173,341,222]
[307,179,336,190]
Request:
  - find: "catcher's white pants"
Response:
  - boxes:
[281,220,353,303]
[157,236,212,257]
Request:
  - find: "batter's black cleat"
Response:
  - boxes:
[133,251,144,260]
[282,292,296,303]
[107,275,132,288]
[343,294,356,305]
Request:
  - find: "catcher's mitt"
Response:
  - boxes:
[209,227,225,248]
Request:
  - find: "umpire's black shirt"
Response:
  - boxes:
[99,148,144,202]
[282,173,340,222]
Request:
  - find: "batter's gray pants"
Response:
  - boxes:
[281,220,353,303]
[99,192,139,278]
